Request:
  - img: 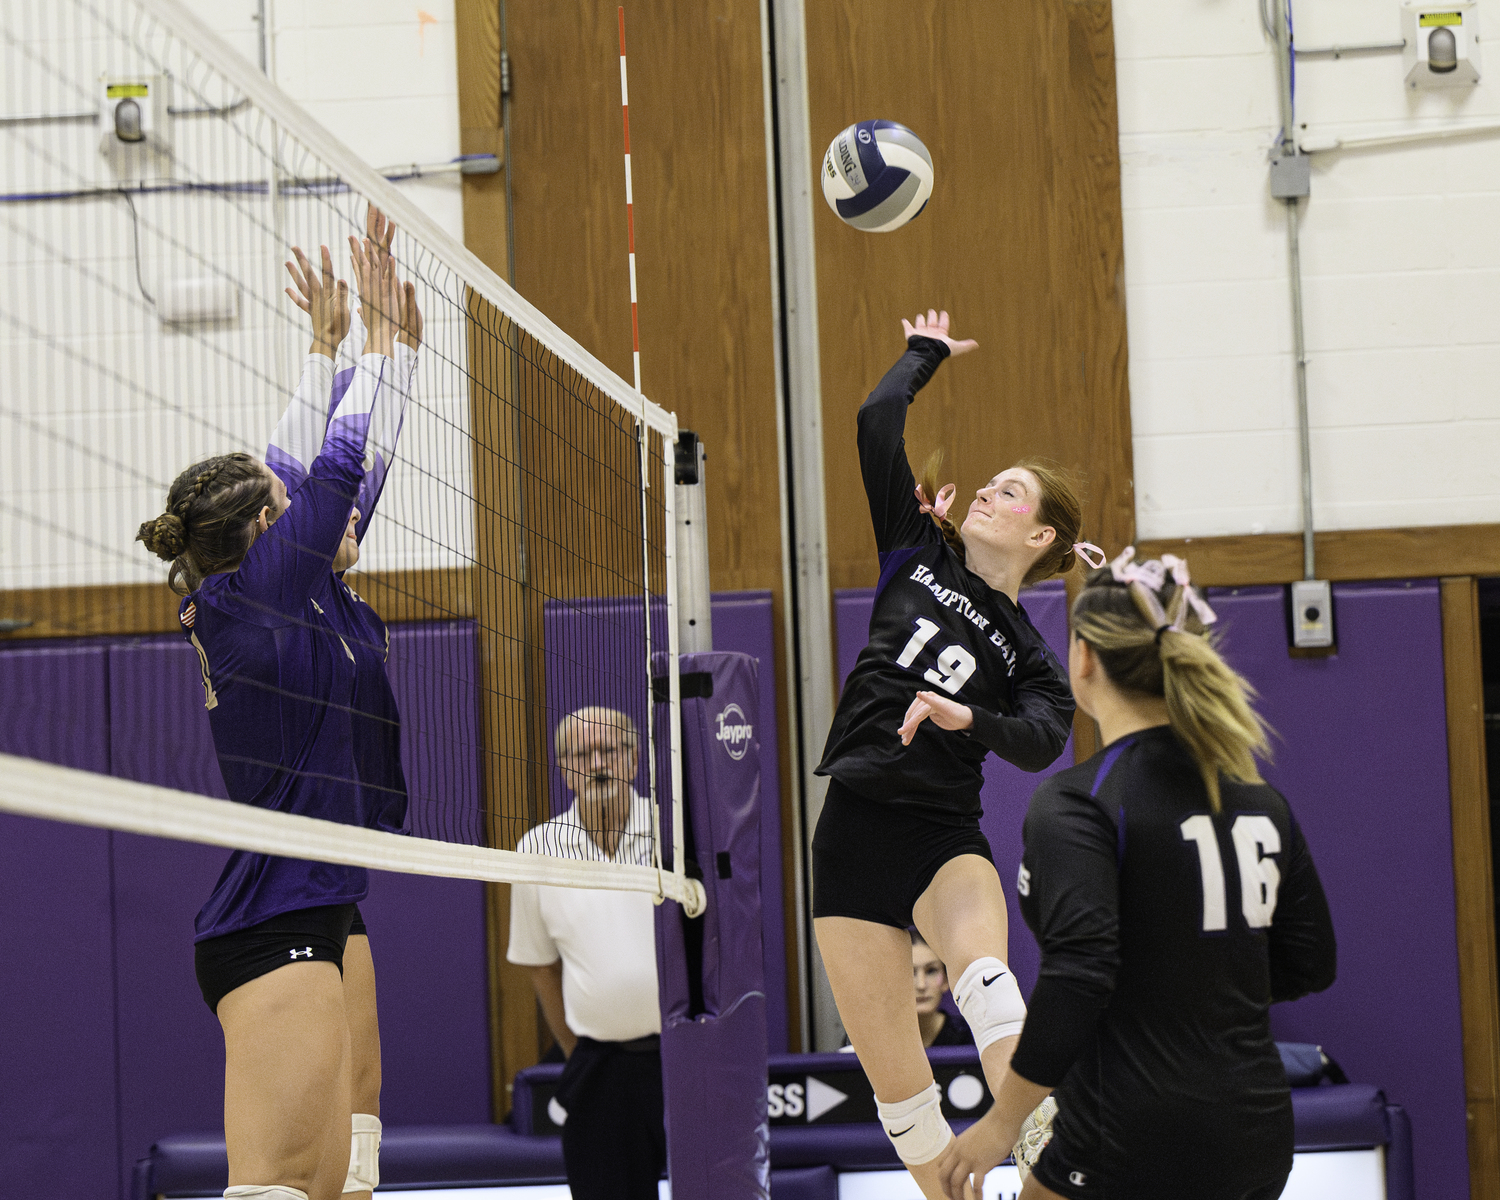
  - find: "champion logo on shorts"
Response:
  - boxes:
[1069,1170,1088,1186]
[289,947,314,960]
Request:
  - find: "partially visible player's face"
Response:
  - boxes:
[912,943,948,1015]
[560,720,638,805]
[1068,630,1099,719]
[960,467,1055,566]
[260,463,291,525]
[332,507,361,572]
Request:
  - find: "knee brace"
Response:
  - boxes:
[953,957,1026,1054]
[876,1081,953,1166]
[341,1113,381,1194]
[224,1188,309,1200]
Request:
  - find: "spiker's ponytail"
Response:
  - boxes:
[1071,554,1271,812]
[918,450,965,558]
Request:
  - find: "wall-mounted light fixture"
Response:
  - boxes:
[1402,2,1481,88]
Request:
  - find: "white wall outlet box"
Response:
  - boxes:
[1289,580,1336,651]
[157,278,240,324]
[99,75,173,178]
[1402,2,1481,88]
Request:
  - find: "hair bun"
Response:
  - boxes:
[137,513,187,561]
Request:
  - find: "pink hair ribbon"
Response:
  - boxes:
[1109,546,1217,635]
[1160,554,1218,630]
[1073,542,1106,570]
[915,482,955,522]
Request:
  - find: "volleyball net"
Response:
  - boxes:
[0,0,702,913]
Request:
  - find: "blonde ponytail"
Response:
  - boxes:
[1072,558,1271,812]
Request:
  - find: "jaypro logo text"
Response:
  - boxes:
[715,703,753,761]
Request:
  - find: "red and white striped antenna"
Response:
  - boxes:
[618,6,641,392]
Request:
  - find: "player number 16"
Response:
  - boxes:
[893,617,978,695]
[1179,814,1282,932]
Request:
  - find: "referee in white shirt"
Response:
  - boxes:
[508,706,665,1200]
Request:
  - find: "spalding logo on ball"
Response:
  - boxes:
[821,119,933,233]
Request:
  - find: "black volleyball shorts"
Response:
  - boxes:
[812,778,993,929]
[194,902,366,1013]
[1032,1104,1293,1200]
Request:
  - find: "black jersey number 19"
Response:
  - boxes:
[894,617,978,695]
[1179,815,1282,932]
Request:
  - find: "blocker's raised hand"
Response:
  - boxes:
[901,309,978,357]
[898,689,974,746]
[285,244,350,357]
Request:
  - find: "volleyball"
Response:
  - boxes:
[820,119,934,233]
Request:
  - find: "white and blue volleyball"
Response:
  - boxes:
[820,119,934,233]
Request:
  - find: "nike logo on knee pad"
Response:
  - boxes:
[982,971,1007,986]
[891,1125,916,1137]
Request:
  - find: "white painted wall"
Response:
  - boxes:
[1115,0,1500,539]
[0,0,470,591]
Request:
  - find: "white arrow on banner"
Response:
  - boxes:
[805,1076,849,1122]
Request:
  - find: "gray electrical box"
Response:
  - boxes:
[1270,151,1310,199]
[1289,579,1335,650]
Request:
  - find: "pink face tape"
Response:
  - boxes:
[1011,505,1032,514]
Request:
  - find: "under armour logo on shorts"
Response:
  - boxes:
[289,947,314,960]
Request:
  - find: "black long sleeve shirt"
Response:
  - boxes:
[1011,726,1336,1182]
[815,338,1075,821]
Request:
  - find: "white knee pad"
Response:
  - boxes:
[954,956,1026,1054]
[341,1113,382,1194]
[224,1188,309,1200]
[876,1081,953,1166]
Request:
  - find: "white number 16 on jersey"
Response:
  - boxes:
[1179,814,1282,931]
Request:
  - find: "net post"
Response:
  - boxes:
[662,431,703,918]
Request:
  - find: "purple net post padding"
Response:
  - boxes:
[654,650,771,1200]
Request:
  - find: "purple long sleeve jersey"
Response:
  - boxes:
[186,322,417,941]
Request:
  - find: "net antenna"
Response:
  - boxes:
[0,0,704,917]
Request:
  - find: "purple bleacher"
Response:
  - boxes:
[0,644,120,1200]
[135,1052,1413,1200]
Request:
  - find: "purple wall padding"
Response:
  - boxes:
[655,651,771,1200]
[1207,582,1467,1200]
[0,645,120,1200]
[543,592,789,1052]
[0,623,490,1199]
[834,581,1075,998]
[373,624,492,1124]
[836,578,1469,1199]
[107,640,233,1198]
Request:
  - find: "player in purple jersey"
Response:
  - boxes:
[812,311,1098,1200]
[940,551,1335,1200]
[135,208,420,1200]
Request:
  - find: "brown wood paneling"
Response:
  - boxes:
[804,0,1134,594]
[1137,524,1500,587]
[0,568,471,640]
[504,0,783,596]
[1441,577,1500,1200]
[502,0,798,1048]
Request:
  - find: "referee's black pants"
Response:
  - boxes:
[555,1034,666,1200]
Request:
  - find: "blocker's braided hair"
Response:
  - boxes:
[1071,562,1271,812]
[136,452,275,595]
